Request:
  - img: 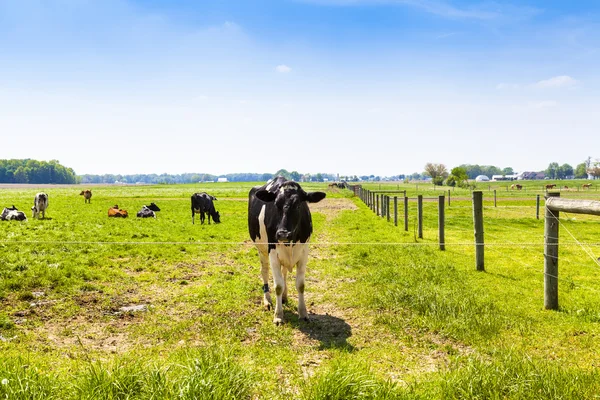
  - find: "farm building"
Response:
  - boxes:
[475,175,490,182]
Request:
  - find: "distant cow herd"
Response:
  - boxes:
[2,190,222,225]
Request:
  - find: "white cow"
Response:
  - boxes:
[32,193,48,219]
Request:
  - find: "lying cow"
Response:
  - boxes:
[136,203,160,218]
[80,190,92,203]
[191,193,220,224]
[1,205,27,221]
[108,205,128,218]
[248,176,326,324]
[32,193,48,219]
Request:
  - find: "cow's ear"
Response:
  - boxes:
[306,191,326,203]
[256,189,277,203]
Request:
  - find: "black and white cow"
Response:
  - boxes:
[136,203,160,218]
[1,205,27,221]
[32,193,48,219]
[248,177,326,324]
[191,193,220,224]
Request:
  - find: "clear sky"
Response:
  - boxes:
[1,0,598,176]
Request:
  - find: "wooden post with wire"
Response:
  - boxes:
[544,192,560,310]
[386,196,390,222]
[536,194,540,220]
[544,194,600,310]
[472,191,484,271]
[404,196,409,232]
[394,196,398,227]
[494,189,497,207]
[417,194,423,239]
[439,195,445,251]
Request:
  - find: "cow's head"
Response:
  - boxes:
[146,203,160,212]
[256,183,326,242]
[213,211,221,223]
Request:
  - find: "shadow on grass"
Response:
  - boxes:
[287,310,355,351]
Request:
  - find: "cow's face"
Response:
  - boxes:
[213,211,221,223]
[256,185,326,242]
[1,208,8,220]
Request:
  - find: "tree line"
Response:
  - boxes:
[0,159,77,184]
[423,158,598,188]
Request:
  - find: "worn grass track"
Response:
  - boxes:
[2,181,600,398]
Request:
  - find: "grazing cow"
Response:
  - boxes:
[32,193,48,219]
[108,205,128,218]
[248,177,326,324]
[515,184,523,190]
[136,203,160,218]
[1,205,27,221]
[191,193,220,224]
[80,190,92,203]
[583,183,592,189]
[545,184,556,190]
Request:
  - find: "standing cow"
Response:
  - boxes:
[32,193,48,219]
[248,177,326,325]
[80,190,92,203]
[191,193,220,224]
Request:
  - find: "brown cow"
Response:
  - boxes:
[108,205,128,218]
[583,183,592,189]
[515,184,522,190]
[545,184,556,190]
[80,190,92,203]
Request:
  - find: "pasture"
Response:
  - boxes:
[1,180,600,399]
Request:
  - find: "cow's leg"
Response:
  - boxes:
[200,212,205,224]
[282,268,289,304]
[269,251,285,324]
[192,210,195,224]
[259,250,272,310]
[296,249,309,321]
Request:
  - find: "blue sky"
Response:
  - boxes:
[1,0,599,176]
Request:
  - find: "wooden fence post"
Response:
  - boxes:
[439,195,445,251]
[394,196,398,227]
[377,195,380,216]
[386,196,390,222]
[536,194,540,220]
[472,191,484,271]
[418,194,423,239]
[494,189,497,207]
[404,196,409,232]
[544,192,560,310]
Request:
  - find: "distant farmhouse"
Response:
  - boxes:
[518,171,545,180]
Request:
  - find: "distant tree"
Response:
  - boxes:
[424,163,448,185]
[502,167,514,175]
[575,163,588,179]
[315,173,323,182]
[447,167,469,188]
[290,171,301,181]
[545,162,559,179]
[557,164,573,179]
[13,166,28,183]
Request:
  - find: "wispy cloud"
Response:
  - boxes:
[435,32,459,39]
[275,64,292,73]
[297,0,540,21]
[496,83,520,90]
[530,100,558,109]
[534,75,579,89]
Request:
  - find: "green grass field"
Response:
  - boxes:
[1,180,600,399]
